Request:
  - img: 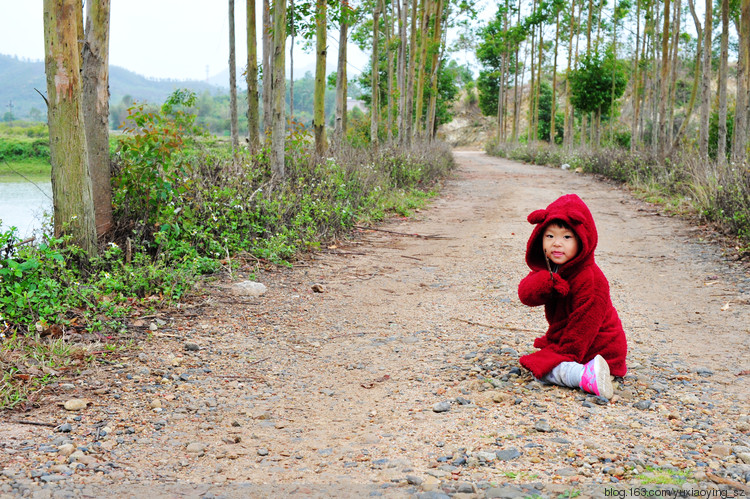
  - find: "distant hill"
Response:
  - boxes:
[0,53,225,121]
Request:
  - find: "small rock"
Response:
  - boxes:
[695,367,714,377]
[710,445,732,458]
[257,447,269,456]
[492,392,507,403]
[737,453,750,464]
[432,401,451,413]
[186,443,206,454]
[184,343,200,351]
[634,400,652,410]
[496,448,521,461]
[57,444,75,457]
[149,399,162,410]
[232,281,267,297]
[311,284,326,293]
[56,423,72,433]
[406,475,423,485]
[534,420,552,432]
[63,399,89,411]
[477,451,497,462]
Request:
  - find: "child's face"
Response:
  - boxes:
[543,224,579,265]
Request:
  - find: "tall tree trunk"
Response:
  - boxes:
[405,0,418,145]
[657,0,671,157]
[314,0,327,155]
[44,0,98,255]
[667,0,681,146]
[550,9,559,144]
[270,0,287,178]
[528,0,537,142]
[673,0,703,149]
[386,0,395,143]
[608,1,618,144]
[497,0,509,143]
[371,4,381,145]
[290,0,294,119]
[262,0,273,136]
[533,22,543,142]
[564,0,577,149]
[731,0,749,162]
[717,0,729,164]
[414,0,430,139]
[427,0,443,140]
[397,0,407,144]
[699,0,712,159]
[229,0,240,155]
[334,5,349,146]
[81,0,112,237]
[630,0,641,153]
[247,0,260,152]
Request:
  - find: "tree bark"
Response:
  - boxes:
[731,0,749,162]
[630,0,640,153]
[44,0,98,255]
[386,0,395,143]
[657,0,671,157]
[551,9,559,144]
[667,0,681,146]
[404,0,418,145]
[699,0,712,160]
[427,0,443,140]
[717,0,729,164]
[397,0,407,144]
[414,0,430,139]
[229,0,240,155]
[314,0,327,155]
[371,4,381,146]
[81,0,112,237]
[333,4,349,146]
[262,0,273,136]
[673,0,702,150]
[271,0,287,178]
[247,0,260,152]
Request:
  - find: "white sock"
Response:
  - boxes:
[542,362,585,388]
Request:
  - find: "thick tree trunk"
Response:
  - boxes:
[386,0,395,143]
[314,0,327,155]
[667,0,681,146]
[371,4,381,145]
[270,0,286,178]
[262,0,273,136]
[247,0,260,152]
[333,8,348,146]
[731,0,749,162]
[414,0,430,139]
[81,0,112,237]
[717,0,729,164]
[564,0,577,149]
[229,0,240,154]
[290,0,294,119]
[44,0,98,255]
[699,0,712,159]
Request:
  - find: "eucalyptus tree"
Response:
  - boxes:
[271,0,287,178]
[229,0,240,154]
[247,0,260,152]
[43,0,98,255]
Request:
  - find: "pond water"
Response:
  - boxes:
[0,178,53,240]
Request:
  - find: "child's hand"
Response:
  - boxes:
[551,274,570,296]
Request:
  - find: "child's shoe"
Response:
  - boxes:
[579,355,613,399]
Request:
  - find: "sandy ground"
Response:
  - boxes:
[1,151,749,498]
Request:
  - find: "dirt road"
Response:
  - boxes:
[2,151,749,498]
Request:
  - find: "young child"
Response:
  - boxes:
[518,194,627,400]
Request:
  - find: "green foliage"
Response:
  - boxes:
[0,122,50,162]
[568,47,627,117]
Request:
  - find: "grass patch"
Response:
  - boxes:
[633,466,694,485]
[0,158,51,179]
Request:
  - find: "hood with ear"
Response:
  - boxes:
[525,194,598,273]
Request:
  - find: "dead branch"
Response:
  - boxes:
[354,225,450,239]
[11,420,58,428]
[450,317,542,334]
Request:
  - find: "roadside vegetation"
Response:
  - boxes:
[486,141,750,252]
[0,91,454,409]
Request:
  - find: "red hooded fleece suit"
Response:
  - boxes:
[518,194,627,379]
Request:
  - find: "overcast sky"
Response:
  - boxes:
[0,0,375,82]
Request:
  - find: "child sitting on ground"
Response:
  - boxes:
[517,194,627,400]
